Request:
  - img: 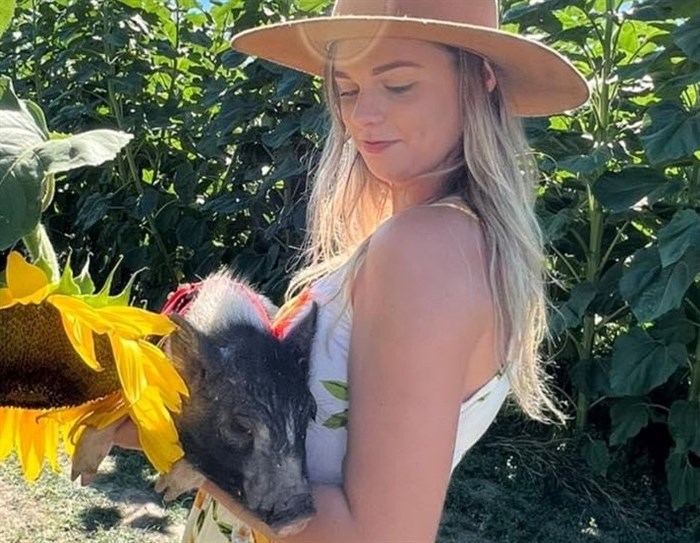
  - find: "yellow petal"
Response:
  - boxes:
[138,339,189,410]
[37,413,60,472]
[16,410,46,482]
[0,408,17,461]
[6,251,51,304]
[0,287,15,309]
[110,335,148,405]
[97,306,176,339]
[49,295,112,335]
[131,389,184,473]
[50,296,102,371]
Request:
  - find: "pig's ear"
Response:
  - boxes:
[282,302,318,371]
[166,314,209,387]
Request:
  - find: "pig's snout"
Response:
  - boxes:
[274,516,312,538]
[267,492,315,536]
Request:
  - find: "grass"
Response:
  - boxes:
[0,449,191,543]
[1,411,698,542]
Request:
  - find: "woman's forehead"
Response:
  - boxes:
[331,38,451,75]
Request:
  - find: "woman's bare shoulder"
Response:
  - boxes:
[360,203,492,311]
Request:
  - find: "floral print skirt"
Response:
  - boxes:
[182,490,273,543]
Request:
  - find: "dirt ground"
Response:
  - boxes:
[1,413,698,543]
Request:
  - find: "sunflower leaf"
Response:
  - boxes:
[0,76,133,250]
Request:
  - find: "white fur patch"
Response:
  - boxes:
[185,272,273,334]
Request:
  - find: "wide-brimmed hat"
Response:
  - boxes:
[230,0,589,117]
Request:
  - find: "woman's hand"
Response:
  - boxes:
[71,417,141,485]
[112,418,141,450]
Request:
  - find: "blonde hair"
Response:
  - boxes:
[288,45,565,424]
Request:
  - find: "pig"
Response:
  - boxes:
[72,273,318,536]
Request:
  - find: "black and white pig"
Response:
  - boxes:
[72,273,318,537]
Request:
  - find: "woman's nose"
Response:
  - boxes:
[347,90,385,127]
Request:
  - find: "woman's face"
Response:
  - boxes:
[333,38,463,202]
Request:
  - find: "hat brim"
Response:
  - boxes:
[230,16,589,117]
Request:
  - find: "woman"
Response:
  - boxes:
[119,1,588,541]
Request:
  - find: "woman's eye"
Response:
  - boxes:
[386,83,415,94]
[338,88,358,98]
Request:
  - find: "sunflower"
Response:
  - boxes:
[0,251,188,481]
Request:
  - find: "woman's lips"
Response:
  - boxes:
[361,140,397,154]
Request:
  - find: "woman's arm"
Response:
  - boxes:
[223,204,493,543]
[121,205,493,543]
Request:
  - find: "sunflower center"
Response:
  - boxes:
[0,302,121,409]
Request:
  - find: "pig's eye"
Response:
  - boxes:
[221,418,254,448]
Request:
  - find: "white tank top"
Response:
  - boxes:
[304,256,510,485]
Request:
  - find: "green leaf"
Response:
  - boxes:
[610,398,650,447]
[0,77,133,250]
[657,210,700,267]
[80,257,137,308]
[629,0,700,20]
[557,148,610,175]
[261,117,300,150]
[582,439,610,476]
[0,0,15,38]
[619,247,700,323]
[0,77,49,250]
[669,400,700,455]
[650,309,697,345]
[640,102,700,165]
[592,167,682,213]
[673,15,700,63]
[75,257,96,295]
[609,327,687,396]
[322,380,348,401]
[539,207,575,243]
[323,410,348,430]
[36,130,133,175]
[666,448,700,510]
[56,254,82,296]
[297,0,330,13]
[549,282,597,337]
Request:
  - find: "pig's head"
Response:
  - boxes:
[166,275,317,532]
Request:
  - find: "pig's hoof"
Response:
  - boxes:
[155,459,205,501]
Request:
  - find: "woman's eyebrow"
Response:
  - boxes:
[333,60,423,79]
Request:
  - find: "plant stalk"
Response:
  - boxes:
[101,5,174,280]
[22,223,60,282]
[689,334,700,403]
[576,0,616,432]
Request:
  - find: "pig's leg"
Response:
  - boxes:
[155,459,206,502]
[70,425,118,486]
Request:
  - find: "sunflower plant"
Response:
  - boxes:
[0,251,188,481]
[0,11,190,482]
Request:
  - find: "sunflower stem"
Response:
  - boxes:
[22,223,60,282]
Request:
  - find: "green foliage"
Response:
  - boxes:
[0,0,330,305]
[0,0,15,38]
[506,0,700,510]
[0,77,132,250]
[1,0,699,516]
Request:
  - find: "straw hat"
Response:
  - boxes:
[230,0,589,117]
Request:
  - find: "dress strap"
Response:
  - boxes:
[424,197,480,222]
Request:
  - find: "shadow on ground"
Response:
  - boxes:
[438,408,700,543]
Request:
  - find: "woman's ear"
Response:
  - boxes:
[483,60,497,93]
